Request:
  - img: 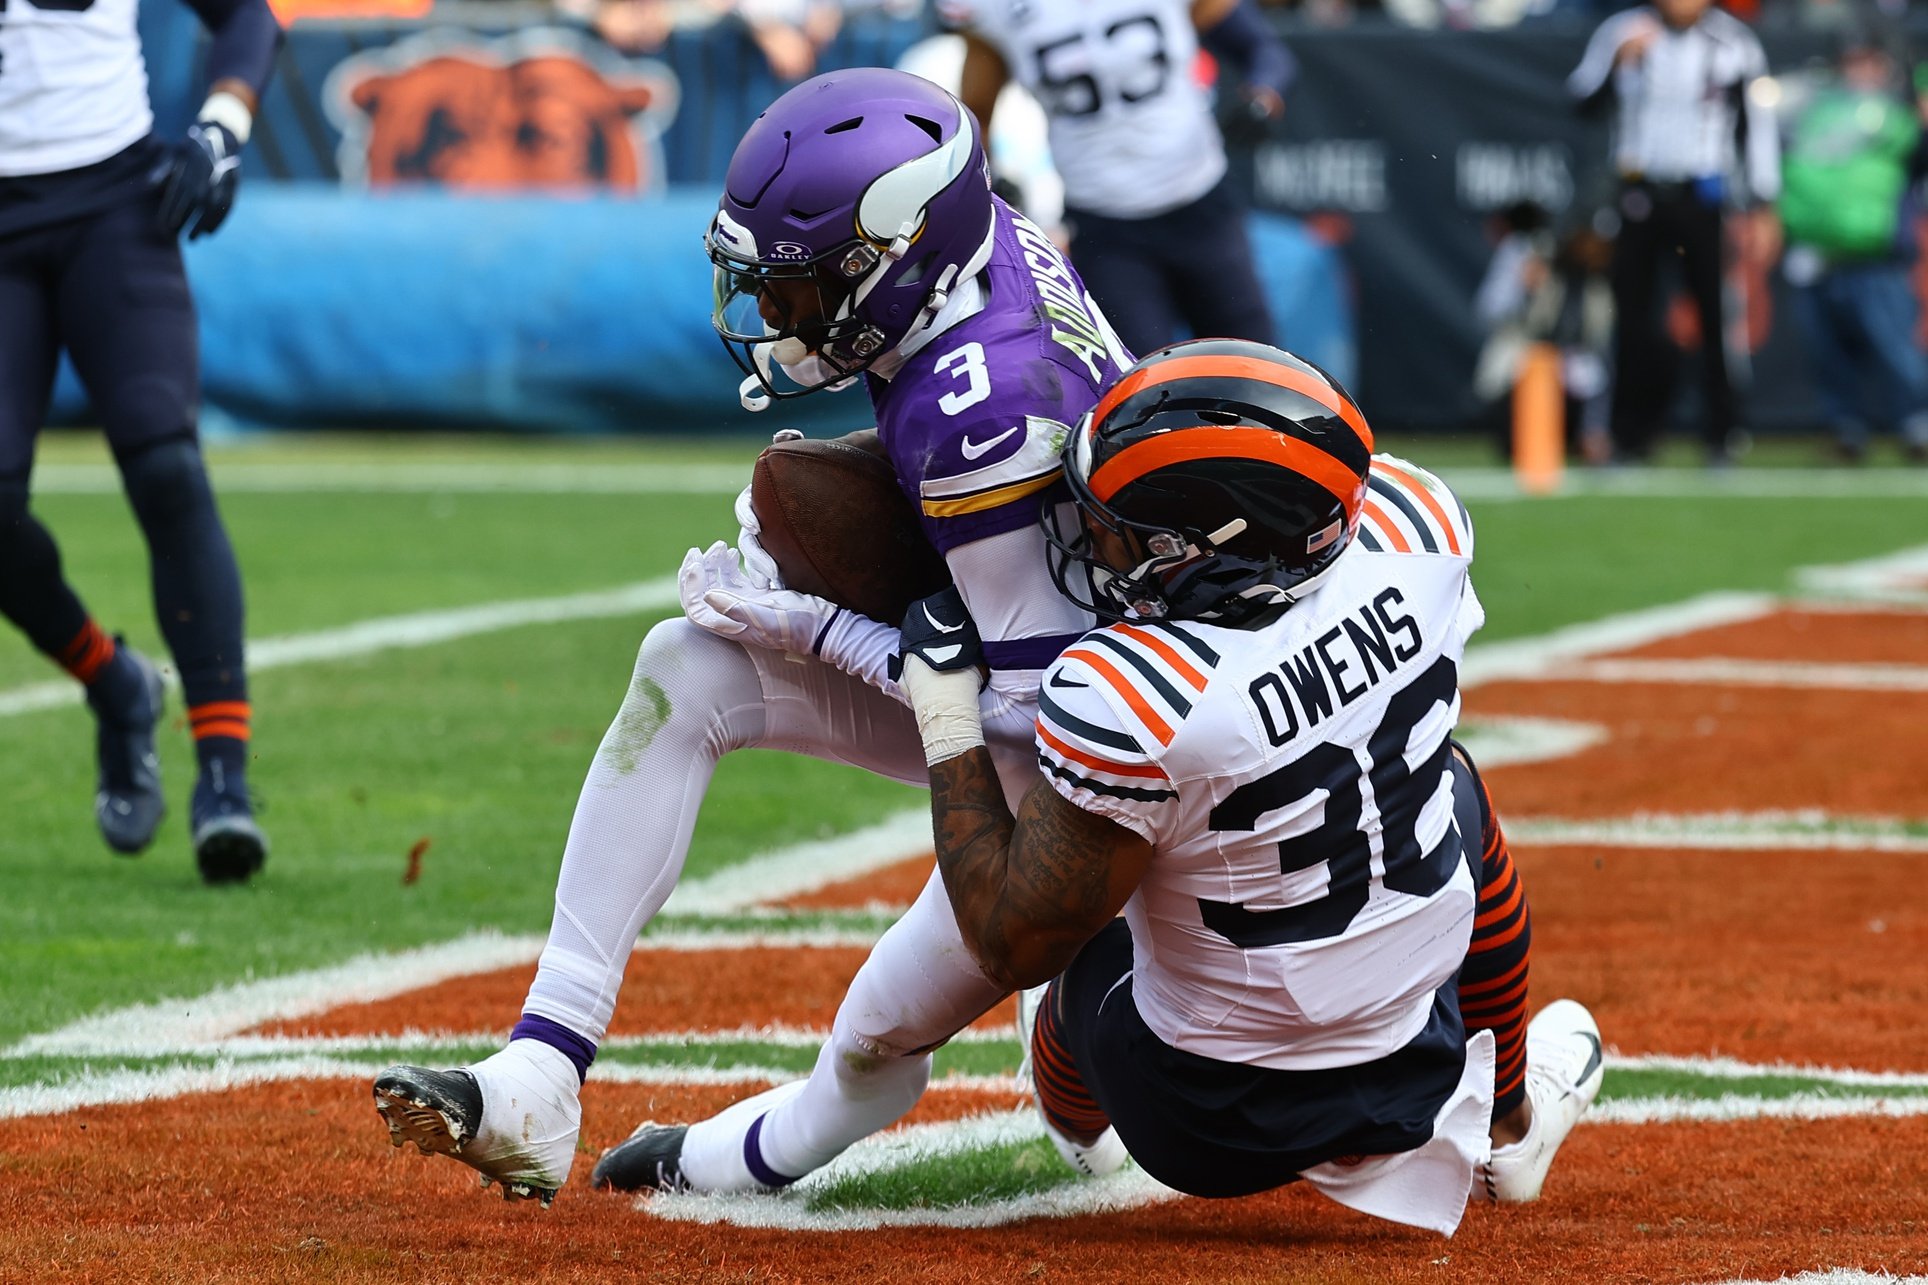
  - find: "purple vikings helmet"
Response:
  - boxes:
[708,68,996,409]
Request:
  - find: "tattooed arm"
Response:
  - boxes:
[928,746,1155,992]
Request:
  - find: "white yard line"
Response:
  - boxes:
[1592,1095,1928,1124]
[646,1108,1183,1231]
[1712,1265,1920,1273]
[1442,467,1928,502]
[1795,542,1928,604]
[661,810,936,916]
[0,1057,1008,1121]
[1454,716,1609,767]
[1549,656,1928,692]
[34,461,749,495]
[1457,592,1780,688]
[7,927,882,1059]
[1511,814,1928,853]
[29,460,1928,500]
[71,1024,1019,1061]
[0,576,682,718]
[1609,1053,1928,1088]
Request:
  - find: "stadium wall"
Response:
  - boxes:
[48,189,1348,434]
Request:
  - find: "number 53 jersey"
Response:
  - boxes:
[1037,455,1484,1071]
[939,0,1225,219]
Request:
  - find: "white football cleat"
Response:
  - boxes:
[1016,984,1130,1179]
[1478,998,1604,1203]
[374,1038,583,1206]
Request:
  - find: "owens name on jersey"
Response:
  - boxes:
[1036,455,1482,1070]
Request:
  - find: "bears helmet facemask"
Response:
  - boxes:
[1044,338,1375,626]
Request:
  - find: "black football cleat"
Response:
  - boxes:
[90,642,166,855]
[591,1123,692,1193]
[374,1047,580,1207]
[191,761,267,884]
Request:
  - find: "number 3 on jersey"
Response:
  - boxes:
[935,342,990,416]
[1201,655,1464,947]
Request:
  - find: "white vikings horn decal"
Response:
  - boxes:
[854,99,975,249]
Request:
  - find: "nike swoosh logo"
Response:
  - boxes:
[1048,672,1088,689]
[1561,1031,1604,1100]
[924,643,963,665]
[959,426,1018,461]
[922,603,964,634]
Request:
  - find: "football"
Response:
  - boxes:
[750,432,952,626]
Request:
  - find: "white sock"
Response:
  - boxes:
[520,619,767,1041]
[679,1080,812,1191]
[691,868,1005,1184]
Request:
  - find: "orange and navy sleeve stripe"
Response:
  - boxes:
[1055,622,1220,744]
[1356,456,1474,558]
[1036,677,1175,807]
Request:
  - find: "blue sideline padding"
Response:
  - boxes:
[50,188,1352,434]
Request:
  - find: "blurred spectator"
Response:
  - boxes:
[1570,0,1780,466]
[1472,202,1616,461]
[1778,25,1928,461]
[571,0,841,81]
[945,0,1296,355]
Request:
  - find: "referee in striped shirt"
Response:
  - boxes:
[1570,0,1781,465]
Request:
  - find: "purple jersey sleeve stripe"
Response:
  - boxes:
[983,632,1081,671]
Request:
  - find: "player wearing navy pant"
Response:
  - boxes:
[945,0,1293,356]
[0,0,280,881]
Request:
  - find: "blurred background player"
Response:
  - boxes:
[0,0,280,881]
[1471,200,1616,464]
[1778,22,1928,464]
[893,339,1604,1226]
[1568,0,1781,467]
[373,67,1134,1206]
[942,0,1295,357]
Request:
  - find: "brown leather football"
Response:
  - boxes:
[750,434,952,627]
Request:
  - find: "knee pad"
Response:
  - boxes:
[117,437,212,528]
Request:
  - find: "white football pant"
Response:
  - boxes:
[520,616,1034,1186]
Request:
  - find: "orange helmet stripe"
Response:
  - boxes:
[1089,425,1369,515]
[1087,355,1373,452]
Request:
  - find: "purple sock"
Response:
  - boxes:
[510,1013,596,1085]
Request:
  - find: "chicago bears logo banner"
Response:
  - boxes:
[324,29,679,192]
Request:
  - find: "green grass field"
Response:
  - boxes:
[4,429,1926,1133]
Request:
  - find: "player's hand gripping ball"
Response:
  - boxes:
[749,432,951,626]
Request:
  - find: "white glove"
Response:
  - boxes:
[732,483,783,590]
[733,429,804,588]
[679,541,841,657]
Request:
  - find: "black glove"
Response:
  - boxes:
[154,122,243,240]
[890,587,983,681]
[1217,88,1283,146]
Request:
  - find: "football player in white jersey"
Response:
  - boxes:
[941,0,1294,357]
[891,338,1605,1232]
[0,0,280,880]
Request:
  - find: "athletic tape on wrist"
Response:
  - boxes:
[900,657,985,766]
[198,91,254,146]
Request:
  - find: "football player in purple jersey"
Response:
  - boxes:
[374,66,1136,1205]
